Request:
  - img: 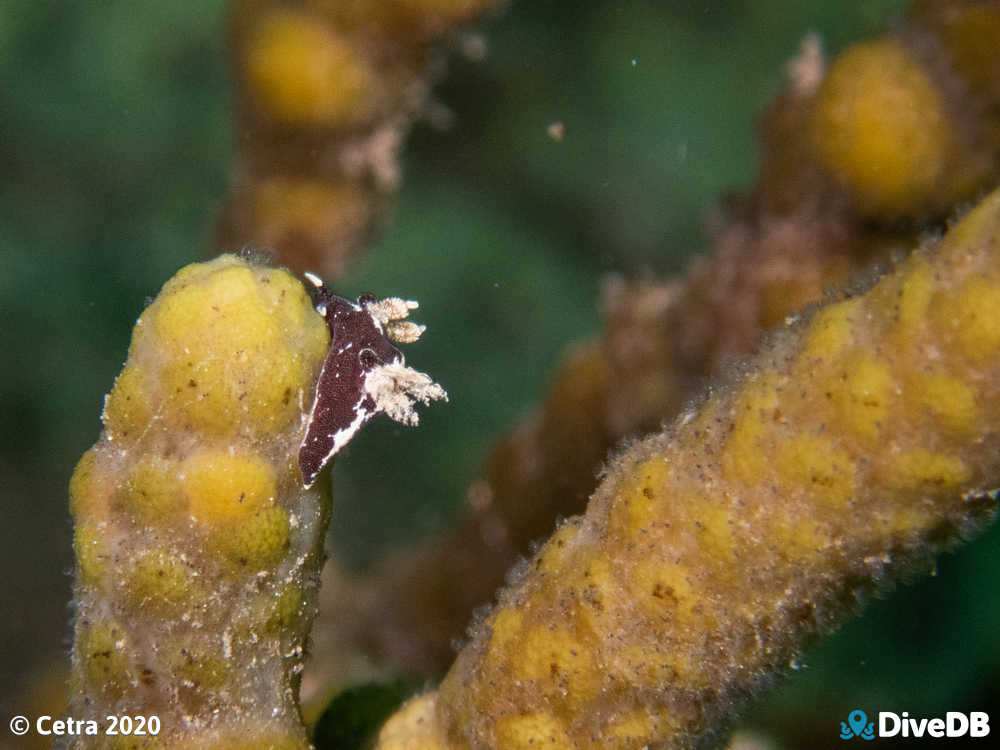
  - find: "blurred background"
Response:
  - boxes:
[2,0,998,746]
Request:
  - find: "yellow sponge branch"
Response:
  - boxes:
[220,0,507,277]
[67,255,331,749]
[375,190,1000,749]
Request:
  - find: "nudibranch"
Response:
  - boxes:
[298,271,448,487]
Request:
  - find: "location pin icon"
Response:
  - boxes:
[848,710,868,737]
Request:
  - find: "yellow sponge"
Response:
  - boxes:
[182,451,276,525]
[245,9,372,126]
[68,255,335,748]
[811,38,956,217]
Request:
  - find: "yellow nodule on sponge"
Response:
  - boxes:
[495,712,572,750]
[610,458,671,537]
[825,349,895,443]
[182,451,276,525]
[810,37,956,217]
[775,434,856,508]
[215,506,291,571]
[869,255,934,352]
[149,262,323,437]
[573,555,617,633]
[932,274,1000,363]
[73,521,107,588]
[246,9,372,126]
[69,446,110,519]
[721,373,785,484]
[120,456,185,523]
[880,450,971,490]
[905,370,978,434]
[103,364,154,442]
[124,548,200,613]
[513,624,599,700]
[631,560,698,627]
[534,519,582,574]
[799,297,861,364]
[485,607,523,664]
[604,708,654,743]
[686,493,735,562]
[375,694,444,750]
[167,642,230,691]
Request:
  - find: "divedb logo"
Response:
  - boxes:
[840,709,990,740]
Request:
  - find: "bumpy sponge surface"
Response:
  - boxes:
[67,255,330,749]
[376,193,1000,749]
